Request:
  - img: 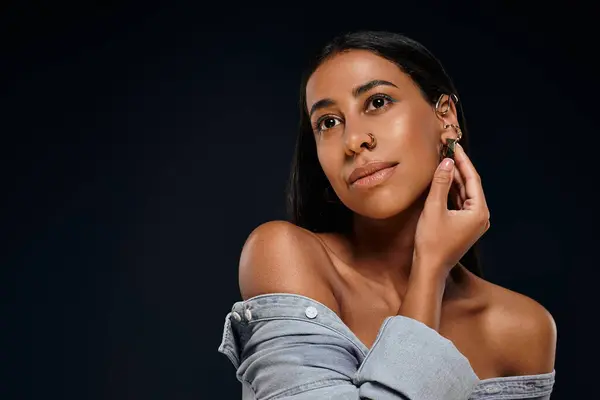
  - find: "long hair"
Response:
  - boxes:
[286,31,483,278]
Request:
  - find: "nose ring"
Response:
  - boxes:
[365,133,377,150]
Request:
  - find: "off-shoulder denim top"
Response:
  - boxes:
[219,294,555,399]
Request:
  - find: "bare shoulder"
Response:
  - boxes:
[474,277,557,376]
[238,220,340,312]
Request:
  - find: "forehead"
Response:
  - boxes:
[306,50,411,106]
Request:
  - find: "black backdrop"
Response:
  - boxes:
[3,2,598,399]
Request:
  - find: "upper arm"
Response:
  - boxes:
[238,220,340,313]
[492,292,557,376]
[522,300,557,373]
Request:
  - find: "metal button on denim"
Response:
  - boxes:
[305,306,318,319]
[485,386,501,394]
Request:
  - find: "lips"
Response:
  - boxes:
[348,161,399,185]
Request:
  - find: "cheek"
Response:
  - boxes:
[404,133,439,164]
[399,105,439,152]
[389,103,437,140]
[385,112,440,193]
[387,114,439,163]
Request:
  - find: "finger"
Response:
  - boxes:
[425,158,455,211]
[455,190,464,210]
[453,144,487,210]
[449,184,463,210]
[452,167,467,203]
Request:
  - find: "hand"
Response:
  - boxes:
[413,143,490,279]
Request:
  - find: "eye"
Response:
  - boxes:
[365,94,395,112]
[314,116,341,133]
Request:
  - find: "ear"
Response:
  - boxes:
[435,94,460,143]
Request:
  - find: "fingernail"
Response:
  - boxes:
[440,158,454,171]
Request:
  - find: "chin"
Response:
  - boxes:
[344,189,421,220]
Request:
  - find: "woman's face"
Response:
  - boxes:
[305,50,455,219]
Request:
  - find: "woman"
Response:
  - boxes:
[218,31,556,399]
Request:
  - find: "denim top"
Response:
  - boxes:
[219,294,555,399]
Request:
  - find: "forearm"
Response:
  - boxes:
[396,262,447,331]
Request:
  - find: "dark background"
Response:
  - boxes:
[3,2,597,399]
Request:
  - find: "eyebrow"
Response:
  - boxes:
[308,79,399,118]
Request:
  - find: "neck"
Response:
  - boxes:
[349,198,422,282]
[347,194,461,296]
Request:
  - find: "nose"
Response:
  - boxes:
[344,129,375,156]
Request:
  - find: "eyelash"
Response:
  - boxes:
[313,93,397,134]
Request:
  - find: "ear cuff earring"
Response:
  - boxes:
[435,93,463,160]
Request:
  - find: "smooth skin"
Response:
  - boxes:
[239,50,556,380]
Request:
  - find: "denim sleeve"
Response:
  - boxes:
[354,316,478,399]
[469,372,555,400]
[218,295,479,400]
